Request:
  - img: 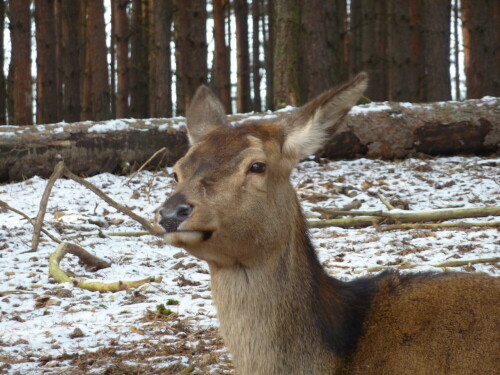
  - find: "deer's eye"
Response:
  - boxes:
[249,162,266,174]
[172,172,179,182]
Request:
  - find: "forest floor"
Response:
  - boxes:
[0,156,499,374]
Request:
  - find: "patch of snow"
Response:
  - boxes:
[350,102,391,114]
[88,119,130,133]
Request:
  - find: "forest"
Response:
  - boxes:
[1,0,499,126]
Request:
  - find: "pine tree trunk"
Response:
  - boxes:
[349,0,362,78]
[359,0,388,101]
[35,0,58,124]
[273,0,302,108]
[213,0,232,113]
[10,0,33,125]
[386,0,412,101]
[86,0,111,121]
[0,0,6,124]
[54,0,63,121]
[112,0,130,118]
[412,0,451,102]
[149,0,173,117]
[324,0,347,86]
[461,0,500,98]
[263,0,274,110]
[130,0,149,118]
[174,0,207,114]
[252,0,262,112]
[234,0,251,112]
[61,0,81,122]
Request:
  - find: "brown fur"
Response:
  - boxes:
[155,74,500,375]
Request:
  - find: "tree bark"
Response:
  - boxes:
[213,0,232,113]
[234,0,251,112]
[273,0,302,108]
[1,98,498,182]
[325,0,347,86]
[461,0,500,98]
[130,0,149,118]
[0,0,6,124]
[174,0,207,115]
[35,0,58,124]
[252,0,261,112]
[10,0,33,125]
[112,0,130,118]
[411,0,451,102]
[263,0,274,110]
[61,0,81,122]
[149,0,173,118]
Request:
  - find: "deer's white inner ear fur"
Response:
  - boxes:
[186,85,229,145]
[283,73,368,161]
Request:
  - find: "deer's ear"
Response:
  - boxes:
[282,73,368,161]
[186,85,229,145]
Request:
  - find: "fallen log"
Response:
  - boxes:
[0,97,498,182]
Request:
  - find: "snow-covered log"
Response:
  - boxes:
[0,97,498,182]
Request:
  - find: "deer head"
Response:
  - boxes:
[155,73,367,268]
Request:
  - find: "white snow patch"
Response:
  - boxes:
[88,119,130,133]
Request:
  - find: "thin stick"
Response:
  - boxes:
[377,193,395,210]
[365,257,499,273]
[380,221,500,231]
[62,166,157,234]
[124,147,167,185]
[31,161,65,252]
[0,200,61,244]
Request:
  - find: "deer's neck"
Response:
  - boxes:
[209,216,347,375]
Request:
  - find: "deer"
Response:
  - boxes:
[154,73,500,375]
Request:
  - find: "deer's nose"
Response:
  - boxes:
[158,193,193,233]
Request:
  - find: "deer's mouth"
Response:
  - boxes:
[161,229,213,247]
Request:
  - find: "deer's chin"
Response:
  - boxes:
[162,230,213,247]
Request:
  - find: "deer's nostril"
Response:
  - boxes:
[176,204,193,220]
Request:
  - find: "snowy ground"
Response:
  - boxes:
[0,156,499,374]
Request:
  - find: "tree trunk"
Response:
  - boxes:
[359,0,388,101]
[263,0,274,110]
[61,0,81,122]
[324,0,347,86]
[1,98,497,182]
[234,0,251,113]
[252,0,261,112]
[86,0,111,121]
[412,0,451,102]
[386,0,412,101]
[461,0,500,98]
[0,0,6,124]
[112,0,130,118]
[10,0,33,125]
[174,0,207,115]
[130,0,149,118]
[35,0,58,124]
[213,0,231,113]
[54,0,63,121]
[273,0,302,108]
[348,0,362,79]
[149,0,173,117]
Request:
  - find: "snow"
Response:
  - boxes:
[0,156,499,374]
[87,119,130,133]
[349,102,392,114]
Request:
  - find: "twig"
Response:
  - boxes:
[49,242,162,292]
[31,161,65,252]
[62,165,157,234]
[380,221,500,231]
[0,200,61,244]
[377,194,395,210]
[124,147,167,186]
[365,257,499,273]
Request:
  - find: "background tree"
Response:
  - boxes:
[10,0,33,125]
[234,0,251,112]
[252,0,261,112]
[213,0,232,113]
[0,0,6,124]
[112,0,130,118]
[462,0,500,98]
[273,0,302,107]
[174,0,207,115]
[130,0,149,118]
[149,0,173,117]
[35,0,58,124]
